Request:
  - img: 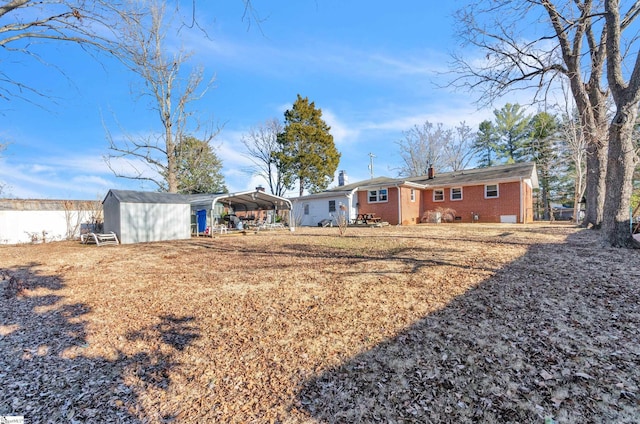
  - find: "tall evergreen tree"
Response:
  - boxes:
[474,120,498,168]
[493,103,531,163]
[276,95,341,196]
[529,111,559,219]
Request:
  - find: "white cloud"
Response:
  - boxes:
[322,109,360,147]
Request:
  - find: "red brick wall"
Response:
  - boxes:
[422,181,523,223]
[357,187,400,224]
[357,181,531,224]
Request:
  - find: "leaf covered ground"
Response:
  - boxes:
[0,224,638,423]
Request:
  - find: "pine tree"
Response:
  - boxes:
[474,120,498,167]
[493,103,531,163]
[529,112,559,219]
[276,95,341,196]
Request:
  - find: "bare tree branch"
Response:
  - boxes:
[452,0,610,229]
[241,118,288,196]
[396,122,451,177]
[105,0,215,193]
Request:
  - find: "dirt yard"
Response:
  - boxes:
[0,224,639,423]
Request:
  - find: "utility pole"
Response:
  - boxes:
[368,152,376,179]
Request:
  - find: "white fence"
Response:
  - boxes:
[0,200,102,244]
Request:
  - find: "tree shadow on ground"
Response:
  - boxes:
[296,231,640,423]
[187,238,493,276]
[0,266,200,423]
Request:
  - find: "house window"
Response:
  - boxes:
[451,187,463,201]
[329,200,336,213]
[304,204,309,215]
[433,189,444,202]
[410,189,416,202]
[485,184,499,198]
[368,188,388,203]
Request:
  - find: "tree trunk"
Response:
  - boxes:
[166,124,178,193]
[583,139,607,228]
[602,106,640,247]
[538,167,550,220]
[581,86,609,229]
[572,170,585,223]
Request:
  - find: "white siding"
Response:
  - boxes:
[118,202,191,244]
[0,209,94,244]
[292,196,356,226]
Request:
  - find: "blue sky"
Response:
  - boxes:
[0,0,509,200]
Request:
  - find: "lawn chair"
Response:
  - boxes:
[81,232,119,246]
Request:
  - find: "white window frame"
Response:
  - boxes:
[485,184,499,199]
[433,189,444,202]
[450,187,463,201]
[329,200,336,213]
[368,188,388,203]
[410,189,416,202]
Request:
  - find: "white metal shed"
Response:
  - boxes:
[103,190,192,244]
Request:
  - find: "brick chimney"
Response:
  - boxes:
[338,170,348,186]
[428,165,435,179]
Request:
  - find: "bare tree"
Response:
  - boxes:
[105,0,214,193]
[397,121,451,177]
[0,142,5,195]
[0,1,130,103]
[0,1,256,104]
[559,84,588,224]
[602,0,640,247]
[241,118,288,197]
[452,1,609,229]
[441,122,476,171]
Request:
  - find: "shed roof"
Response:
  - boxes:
[104,189,193,204]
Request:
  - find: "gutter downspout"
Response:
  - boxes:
[396,184,402,225]
[349,188,358,222]
[519,177,524,223]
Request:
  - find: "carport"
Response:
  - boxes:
[189,189,294,233]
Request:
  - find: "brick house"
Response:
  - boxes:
[359,162,538,224]
[291,162,538,226]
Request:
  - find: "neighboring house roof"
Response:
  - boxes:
[290,189,356,201]
[0,199,100,211]
[411,162,538,189]
[324,176,399,192]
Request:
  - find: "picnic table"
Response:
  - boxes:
[356,213,381,225]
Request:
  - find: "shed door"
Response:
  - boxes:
[197,210,207,232]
